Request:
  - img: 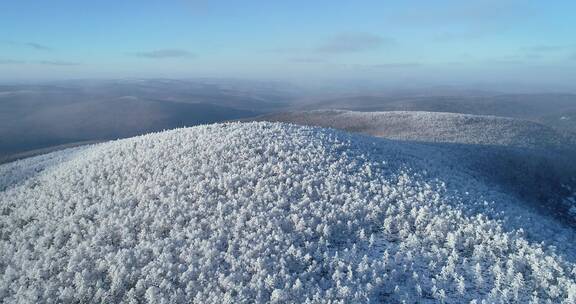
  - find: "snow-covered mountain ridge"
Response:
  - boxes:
[248,110,575,150]
[1,122,576,303]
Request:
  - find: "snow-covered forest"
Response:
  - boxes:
[248,110,576,150]
[1,122,576,303]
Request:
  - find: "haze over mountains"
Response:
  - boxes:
[0,79,296,159]
[2,79,576,160]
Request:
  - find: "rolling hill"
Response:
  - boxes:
[247,110,576,219]
[248,110,575,150]
[294,93,576,134]
[1,122,576,303]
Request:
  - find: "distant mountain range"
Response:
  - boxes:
[0,79,298,157]
[2,79,576,158]
[293,93,576,134]
[246,110,576,150]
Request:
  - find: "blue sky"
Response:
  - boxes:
[1,0,575,87]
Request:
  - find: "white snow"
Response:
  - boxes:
[1,122,576,303]
[250,110,574,149]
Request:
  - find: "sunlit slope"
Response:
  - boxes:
[248,111,576,219]
[1,122,576,303]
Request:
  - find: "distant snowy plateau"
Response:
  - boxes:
[248,110,576,150]
[2,121,576,303]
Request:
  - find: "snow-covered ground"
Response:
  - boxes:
[249,110,576,219]
[249,110,575,150]
[1,122,576,303]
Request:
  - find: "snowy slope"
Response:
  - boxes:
[1,122,576,303]
[249,110,575,150]
[247,110,576,223]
